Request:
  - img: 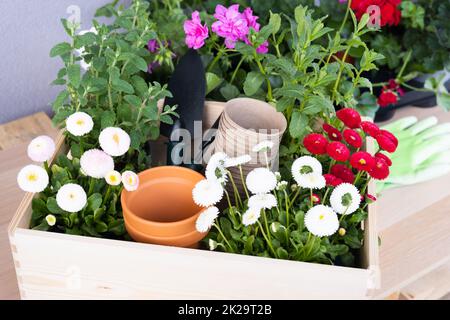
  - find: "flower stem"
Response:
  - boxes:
[262,209,272,244]
[213,223,234,253]
[207,48,225,72]
[44,161,51,176]
[227,171,242,207]
[310,188,313,208]
[103,185,111,205]
[283,189,290,242]
[88,178,95,195]
[338,0,352,35]
[230,56,245,85]
[254,53,273,101]
[322,187,331,204]
[257,220,278,258]
[290,188,301,205]
[354,170,363,185]
[239,165,249,200]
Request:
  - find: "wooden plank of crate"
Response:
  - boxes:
[0,112,55,151]
[400,262,450,300]
[375,194,450,299]
[0,112,59,300]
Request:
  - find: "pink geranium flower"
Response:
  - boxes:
[241,7,269,54]
[211,4,249,49]
[184,11,209,49]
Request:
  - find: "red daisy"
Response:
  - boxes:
[330,164,355,184]
[303,133,328,155]
[369,157,390,180]
[360,121,380,137]
[375,152,392,166]
[365,194,377,203]
[336,108,362,129]
[376,133,397,153]
[324,173,344,187]
[311,193,321,204]
[379,129,398,147]
[343,129,363,148]
[323,123,342,141]
[350,151,375,171]
[327,141,350,162]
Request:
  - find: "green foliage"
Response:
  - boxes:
[30,154,126,238]
[50,0,177,171]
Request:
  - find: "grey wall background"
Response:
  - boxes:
[0,0,119,124]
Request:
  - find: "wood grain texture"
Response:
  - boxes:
[0,112,58,300]
[375,194,450,299]
[401,262,450,300]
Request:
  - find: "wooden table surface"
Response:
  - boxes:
[1,108,449,300]
[0,112,59,300]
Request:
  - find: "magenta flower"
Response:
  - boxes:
[242,7,260,32]
[184,11,209,50]
[256,41,269,54]
[147,61,160,74]
[147,39,160,53]
[211,4,248,49]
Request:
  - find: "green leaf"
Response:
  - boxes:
[294,211,305,231]
[93,207,105,222]
[52,90,69,111]
[129,129,142,150]
[289,111,309,138]
[206,72,222,95]
[101,110,116,128]
[358,77,373,93]
[50,42,72,57]
[70,143,82,158]
[95,221,108,233]
[220,83,240,100]
[112,79,134,94]
[131,75,148,97]
[108,219,125,236]
[276,97,294,112]
[47,197,64,214]
[437,92,450,111]
[67,64,81,88]
[160,114,173,125]
[243,71,265,96]
[244,235,255,255]
[87,193,102,212]
[124,95,141,107]
[276,247,289,259]
[32,221,50,231]
[303,96,334,115]
[274,83,305,101]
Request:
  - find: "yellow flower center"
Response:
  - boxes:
[113,133,120,144]
[76,119,85,126]
[359,159,366,165]
[27,173,37,182]
[319,214,324,220]
[110,175,117,183]
[69,193,75,199]
[128,177,134,184]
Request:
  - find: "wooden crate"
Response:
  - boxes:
[8,102,379,299]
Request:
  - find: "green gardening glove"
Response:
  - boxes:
[377,116,450,192]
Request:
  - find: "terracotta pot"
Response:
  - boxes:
[121,166,207,247]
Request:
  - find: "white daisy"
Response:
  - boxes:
[99,127,131,157]
[45,214,56,226]
[224,154,252,167]
[330,183,361,215]
[242,207,261,226]
[27,135,55,162]
[196,206,219,233]
[122,171,139,192]
[205,152,228,184]
[252,140,274,153]
[56,183,87,213]
[208,239,218,251]
[80,149,114,179]
[66,112,94,137]
[304,205,339,237]
[274,171,281,181]
[248,193,277,210]
[295,173,326,189]
[17,164,49,193]
[276,180,288,191]
[192,179,224,207]
[291,156,323,184]
[245,168,277,194]
[105,170,122,186]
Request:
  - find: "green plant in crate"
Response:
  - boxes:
[50,0,177,171]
